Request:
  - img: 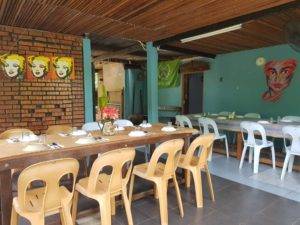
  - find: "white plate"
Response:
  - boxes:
[161,126,176,132]
[128,131,146,137]
[75,137,97,145]
[258,120,270,124]
[217,116,227,120]
[193,114,203,118]
[23,143,48,152]
[19,134,39,142]
[115,126,125,131]
[139,123,152,128]
[211,113,218,116]
[281,119,292,123]
[236,115,244,119]
[71,130,87,136]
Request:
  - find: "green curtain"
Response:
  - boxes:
[98,83,109,109]
[158,59,180,88]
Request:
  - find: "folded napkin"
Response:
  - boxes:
[128,131,146,137]
[161,126,176,132]
[71,130,87,136]
[139,123,152,128]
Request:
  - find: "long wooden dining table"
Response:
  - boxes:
[186,114,300,159]
[0,123,196,225]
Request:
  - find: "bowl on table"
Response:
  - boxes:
[128,130,146,137]
[22,143,48,152]
[161,126,176,132]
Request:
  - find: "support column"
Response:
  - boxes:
[124,68,134,118]
[83,37,93,122]
[146,42,158,123]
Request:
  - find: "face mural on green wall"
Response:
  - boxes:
[262,59,297,102]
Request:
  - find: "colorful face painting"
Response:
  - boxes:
[0,54,25,79]
[262,59,297,102]
[27,56,50,79]
[52,57,74,79]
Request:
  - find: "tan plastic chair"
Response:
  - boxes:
[45,125,72,135]
[11,158,79,225]
[0,128,34,139]
[72,148,135,225]
[177,134,215,208]
[129,139,184,225]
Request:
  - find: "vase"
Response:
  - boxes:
[102,121,116,136]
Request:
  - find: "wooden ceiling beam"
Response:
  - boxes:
[153,0,300,46]
[160,45,216,59]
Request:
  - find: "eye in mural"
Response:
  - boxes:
[262,59,297,102]
[52,56,74,79]
[27,56,50,79]
[0,54,25,78]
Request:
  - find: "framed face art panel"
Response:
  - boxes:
[52,56,75,79]
[262,59,297,102]
[26,55,51,80]
[0,54,25,79]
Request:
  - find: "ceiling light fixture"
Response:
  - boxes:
[181,24,242,43]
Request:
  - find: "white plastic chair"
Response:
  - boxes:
[282,116,300,123]
[244,113,261,119]
[198,117,229,158]
[281,126,300,180]
[175,115,193,128]
[82,122,103,132]
[114,119,133,127]
[239,121,275,173]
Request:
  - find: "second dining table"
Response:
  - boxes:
[0,123,197,225]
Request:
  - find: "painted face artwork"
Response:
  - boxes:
[53,57,73,79]
[262,59,297,102]
[28,56,50,78]
[0,54,25,78]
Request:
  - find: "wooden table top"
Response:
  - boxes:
[0,123,197,171]
[186,114,300,138]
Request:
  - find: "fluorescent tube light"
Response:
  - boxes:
[181,24,242,43]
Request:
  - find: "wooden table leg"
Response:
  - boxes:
[183,137,191,188]
[0,169,12,225]
[236,132,243,160]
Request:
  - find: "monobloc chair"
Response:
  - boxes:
[281,126,300,180]
[46,124,72,135]
[282,116,300,122]
[82,122,103,132]
[198,117,229,158]
[11,158,79,225]
[113,119,133,127]
[129,139,184,225]
[177,134,215,208]
[175,115,193,128]
[0,128,34,139]
[239,121,276,173]
[72,148,135,225]
[244,113,261,119]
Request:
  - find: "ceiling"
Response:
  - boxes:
[0,0,299,60]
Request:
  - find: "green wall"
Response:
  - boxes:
[158,84,182,118]
[204,44,300,118]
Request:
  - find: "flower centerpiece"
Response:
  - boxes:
[98,106,119,135]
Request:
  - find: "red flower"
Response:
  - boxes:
[100,106,119,120]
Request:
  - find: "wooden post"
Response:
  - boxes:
[0,170,12,225]
[236,132,243,159]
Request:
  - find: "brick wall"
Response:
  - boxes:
[0,25,84,134]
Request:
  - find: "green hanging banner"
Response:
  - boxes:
[158,59,180,88]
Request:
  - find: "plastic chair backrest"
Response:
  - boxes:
[146,139,184,177]
[175,115,193,128]
[17,158,79,212]
[46,125,72,135]
[113,119,133,127]
[282,116,300,123]
[282,126,300,153]
[198,117,220,137]
[218,111,230,116]
[244,113,261,119]
[82,122,103,131]
[183,134,215,167]
[240,121,267,146]
[0,128,34,139]
[88,148,135,193]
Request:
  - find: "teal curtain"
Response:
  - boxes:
[158,59,180,88]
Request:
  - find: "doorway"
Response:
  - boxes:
[182,73,204,114]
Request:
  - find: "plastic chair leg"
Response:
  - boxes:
[249,147,253,163]
[288,155,295,173]
[239,145,247,169]
[185,170,191,188]
[205,165,215,202]
[29,214,45,225]
[281,152,290,180]
[61,200,73,225]
[224,137,229,158]
[156,181,168,225]
[271,146,276,169]
[122,186,134,225]
[71,190,79,225]
[128,174,135,204]
[253,148,261,174]
[172,174,184,218]
[10,206,18,225]
[192,169,203,208]
[111,197,116,215]
[98,196,112,225]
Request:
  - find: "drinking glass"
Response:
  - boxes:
[167,122,172,127]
